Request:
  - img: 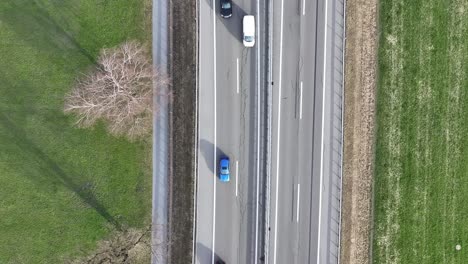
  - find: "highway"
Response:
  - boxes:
[194,0,345,263]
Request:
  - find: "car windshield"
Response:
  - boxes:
[244,36,254,42]
[222,166,227,170]
[222,2,231,8]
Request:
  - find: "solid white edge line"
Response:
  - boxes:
[237,58,240,94]
[316,0,329,262]
[296,183,300,222]
[299,81,303,119]
[212,1,217,264]
[192,0,200,260]
[273,0,284,262]
[236,161,239,197]
[254,0,261,262]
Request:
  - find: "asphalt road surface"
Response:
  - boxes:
[267,0,345,262]
[267,0,325,262]
[195,0,345,263]
[195,0,264,263]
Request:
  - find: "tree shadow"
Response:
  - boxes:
[0,0,96,63]
[0,112,121,230]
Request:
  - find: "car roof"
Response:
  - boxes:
[219,172,229,181]
[220,157,229,166]
[243,15,255,34]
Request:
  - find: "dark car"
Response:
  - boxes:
[220,0,232,18]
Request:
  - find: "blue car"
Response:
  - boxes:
[219,157,230,182]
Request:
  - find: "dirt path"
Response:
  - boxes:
[339,0,378,263]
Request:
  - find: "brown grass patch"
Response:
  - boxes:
[339,0,379,263]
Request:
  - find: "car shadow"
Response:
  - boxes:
[196,242,226,264]
[206,0,249,44]
[219,1,247,44]
[199,139,227,174]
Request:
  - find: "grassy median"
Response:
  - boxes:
[373,0,468,263]
[0,0,151,262]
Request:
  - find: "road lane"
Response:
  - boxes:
[214,0,258,261]
[195,0,215,261]
[268,0,328,262]
[267,0,345,262]
[298,0,323,262]
[269,0,304,262]
[196,0,261,263]
[213,11,246,260]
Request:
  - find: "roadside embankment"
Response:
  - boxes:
[168,0,197,263]
[340,0,378,263]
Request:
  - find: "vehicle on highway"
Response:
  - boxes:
[220,0,232,18]
[242,15,255,47]
[219,156,230,182]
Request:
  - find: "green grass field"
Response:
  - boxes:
[0,0,151,262]
[373,0,468,263]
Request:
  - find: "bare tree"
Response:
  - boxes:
[64,41,168,141]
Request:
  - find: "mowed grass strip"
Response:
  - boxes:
[373,0,468,263]
[0,0,151,263]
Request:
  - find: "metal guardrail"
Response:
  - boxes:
[328,0,346,262]
[336,0,347,263]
